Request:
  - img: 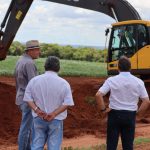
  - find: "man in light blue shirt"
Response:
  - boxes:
[96,56,150,150]
[24,56,74,150]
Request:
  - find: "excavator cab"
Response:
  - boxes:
[107,20,150,77]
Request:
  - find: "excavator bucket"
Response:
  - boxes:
[44,0,141,21]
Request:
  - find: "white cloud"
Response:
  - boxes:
[129,0,150,9]
[0,0,150,46]
[0,0,11,21]
[128,0,150,19]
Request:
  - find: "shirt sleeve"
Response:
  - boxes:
[63,83,74,106]
[23,79,34,102]
[98,79,110,95]
[139,82,149,99]
[24,62,38,82]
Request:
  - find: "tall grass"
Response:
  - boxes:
[0,56,18,76]
[0,56,107,77]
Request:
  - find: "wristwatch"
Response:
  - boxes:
[100,108,106,112]
[34,106,38,112]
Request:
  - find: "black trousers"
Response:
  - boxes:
[107,109,136,150]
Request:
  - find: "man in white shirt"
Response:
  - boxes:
[96,56,150,150]
[23,56,74,150]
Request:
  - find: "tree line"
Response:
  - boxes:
[9,41,107,62]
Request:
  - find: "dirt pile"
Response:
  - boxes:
[0,76,150,146]
[0,82,19,145]
[63,77,107,138]
[0,77,106,145]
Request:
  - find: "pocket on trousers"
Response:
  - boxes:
[19,102,31,112]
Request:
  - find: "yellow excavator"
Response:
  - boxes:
[0,0,149,78]
[107,20,150,79]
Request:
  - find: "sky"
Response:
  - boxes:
[0,0,150,46]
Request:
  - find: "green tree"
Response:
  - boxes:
[101,49,108,62]
[9,41,24,55]
[59,45,74,60]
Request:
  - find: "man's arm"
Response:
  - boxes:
[44,105,68,121]
[25,62,38,82]
[137,81,150,117]
[45,82,74,121]
[137,98,150,117]
[95,91,111,114]
[27,101,47,119]
[95,91,106,112]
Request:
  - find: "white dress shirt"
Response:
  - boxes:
[99,72,149,111]
[23,71,74,120]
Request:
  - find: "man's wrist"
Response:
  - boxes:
[34,106,39,113]
[100,107,106,112]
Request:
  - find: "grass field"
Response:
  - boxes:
[0,56,107,77]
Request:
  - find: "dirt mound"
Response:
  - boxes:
[0,76,150,146]
[0,82,19,145]
[0,77,106,145]
[63,77,107,138]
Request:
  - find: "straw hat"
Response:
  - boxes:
[25,40,40,51]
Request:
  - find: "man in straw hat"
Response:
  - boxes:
[14,40,41,150]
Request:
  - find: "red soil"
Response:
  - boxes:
[0,76,150,149]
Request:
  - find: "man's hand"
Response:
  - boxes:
[44,112,56,122]
[43,105,68,121]
[100,108,111,119]
[35,108,47,119]
[105,108,112,113]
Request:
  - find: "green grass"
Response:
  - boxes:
[84,96,96,105]
[134,137,150,145]
[0,56,107,77]
[0,56,19,76]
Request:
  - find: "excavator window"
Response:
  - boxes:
[137,24,148,49]
[109,25,136,61]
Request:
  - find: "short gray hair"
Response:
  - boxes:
[44,56,60,72]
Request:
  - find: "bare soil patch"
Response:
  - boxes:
[0,76,150,149]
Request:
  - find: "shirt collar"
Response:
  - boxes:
[45,71,58,76]
[23,53,32,59]
[119,72,131,76]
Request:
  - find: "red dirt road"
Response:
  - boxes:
[0,76,150,149]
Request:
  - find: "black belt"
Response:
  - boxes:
[111,109,136,113]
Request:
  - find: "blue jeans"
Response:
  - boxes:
[18,102,33,150]
[31,118,63,150]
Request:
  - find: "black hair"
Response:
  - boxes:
[118,56,131,71]
[44,56,60,72]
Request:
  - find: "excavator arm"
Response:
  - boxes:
[0,0,141,60]
[0,0,33,60]
[45,0,141,21]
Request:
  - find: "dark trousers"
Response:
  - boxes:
[107,109,136,150]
